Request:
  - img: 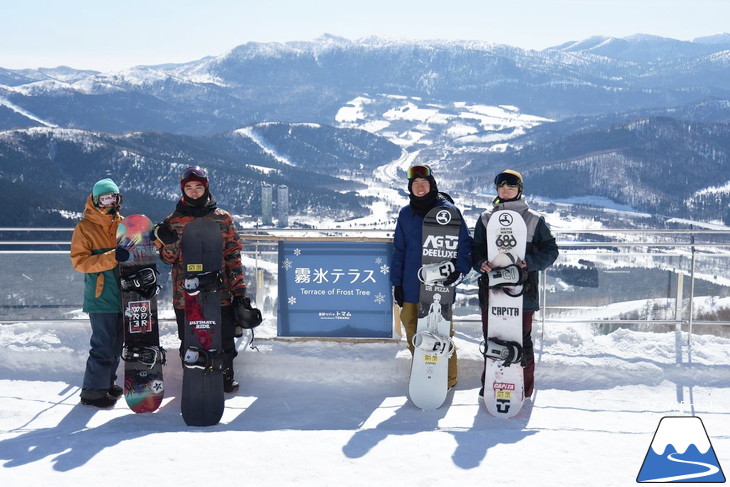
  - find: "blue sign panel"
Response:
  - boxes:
[278,241,393,338]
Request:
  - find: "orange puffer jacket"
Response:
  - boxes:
[70,195,123,313]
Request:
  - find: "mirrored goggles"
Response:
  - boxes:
[406,165,432,179]
[97,193,122,207]
[494,172,522,188]
[181,166,207,181]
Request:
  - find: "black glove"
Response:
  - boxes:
[115,247,130,263]
[233,295,262,336]
[443,270,461,287]
[153,222,178,245]
[393,285,404,307]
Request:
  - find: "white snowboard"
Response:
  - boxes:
[408,206,460,410]
[483,209,527,418]
[408,291,453,410]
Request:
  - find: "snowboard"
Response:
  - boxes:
[180,217,225,427]
[483,210,527,418]
[117,214,166,413]
[408,206,460,410]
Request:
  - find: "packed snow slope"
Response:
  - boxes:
[1,316,728,487]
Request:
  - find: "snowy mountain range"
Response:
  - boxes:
[1,34,730,226]
[3,33,730,133]
[0,124,400,226]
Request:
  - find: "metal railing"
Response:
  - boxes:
[2,227,730,354]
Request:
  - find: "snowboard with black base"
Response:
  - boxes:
[481,210,527,418]
[116,214,166,414]
[180,217,225,427]
[408,206,460,410]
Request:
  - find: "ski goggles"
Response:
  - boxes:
[97,193,122,207]
[406,165,432,179]
[494,172,522,188]
[180,166,207,181]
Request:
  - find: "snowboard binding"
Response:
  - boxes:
[412,330,455,358]
[120,267,161,298]
[122,345,167,368]
[417,260,456,285]
[479,262,527,297]
[184,271,223,295]
[182,346,226,373]
[486,264,526,287]
[480,337,524,367]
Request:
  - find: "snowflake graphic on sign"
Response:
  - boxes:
[374,293,386,304]
[288,296,297,305]
[380,264,390,274]
[282,258,293,270]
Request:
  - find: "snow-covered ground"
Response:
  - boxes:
[1,315,728,486]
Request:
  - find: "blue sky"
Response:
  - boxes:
[1,0,729,71]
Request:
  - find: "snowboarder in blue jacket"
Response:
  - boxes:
[391,165,472,388]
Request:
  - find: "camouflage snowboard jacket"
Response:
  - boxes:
[158,196,246,309]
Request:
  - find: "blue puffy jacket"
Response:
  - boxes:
[391,198,473,303]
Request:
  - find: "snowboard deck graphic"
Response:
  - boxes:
[408,206,461,410]
[117,214,165,413]
[180,217,225,427]
[483,210,527,418]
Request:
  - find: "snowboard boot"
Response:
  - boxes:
[224,368,239,394]
[224,378,239,394]
[80,393,118,408]
[108,384,123,398]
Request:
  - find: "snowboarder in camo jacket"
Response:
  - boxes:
[152,166,247,394]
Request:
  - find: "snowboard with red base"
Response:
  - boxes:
[117,214,166,413]
[482,210,527,418]
[408,206,460,410]
[180,217,225,427]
